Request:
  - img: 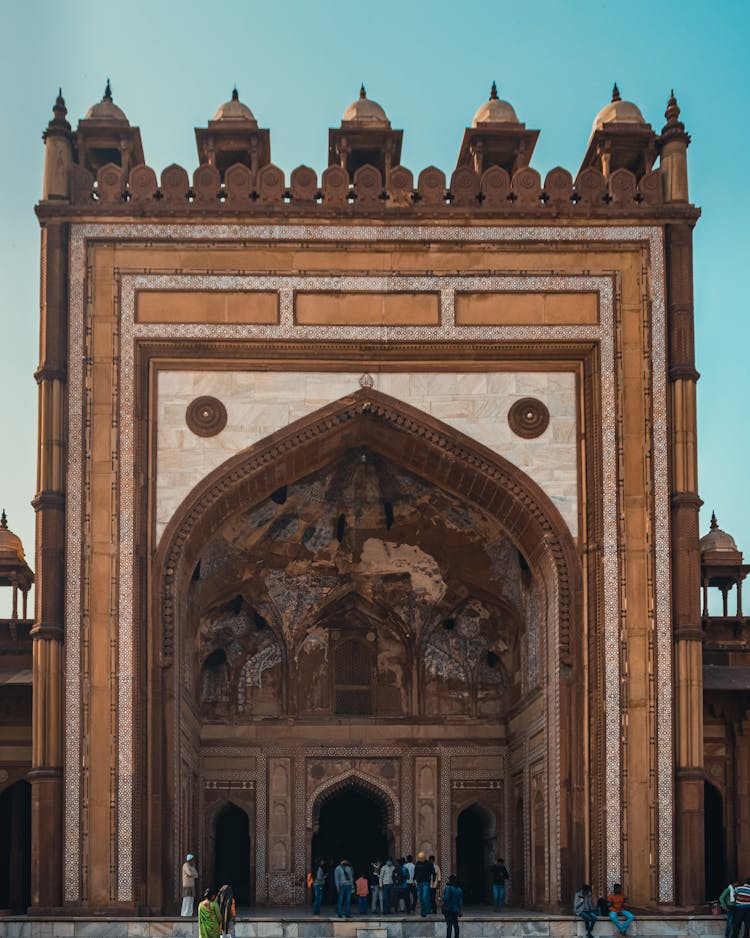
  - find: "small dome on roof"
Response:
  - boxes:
[84,79,129,123]
[700,512,740,555]
[213,87,257,124]
[591,83,646,134]
[0,511,26,563]
[342,85,389,126]
[472,81,519,126]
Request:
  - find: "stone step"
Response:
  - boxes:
[0,919,727,938]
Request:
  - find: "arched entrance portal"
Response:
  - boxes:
[312,786,390,887]
[0,780,31,912]
[151,389,583,911]
[704,782,726,901]
[214,803,252,906]
[456,803,495,906]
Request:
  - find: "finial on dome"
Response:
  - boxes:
[611,82,621,102]
[710,511,718,531]
[104,78,112,101]
[232,86,239,101]
[490,81,498,100]
[0,509,7,530]
[360,84,367,99]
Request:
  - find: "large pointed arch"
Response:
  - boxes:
[148,387,584,910]
[154,388,579,666]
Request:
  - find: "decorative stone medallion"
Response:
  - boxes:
[185,396,227,437]
[508,397,550,439]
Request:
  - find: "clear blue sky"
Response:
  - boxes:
[1,0,748,616]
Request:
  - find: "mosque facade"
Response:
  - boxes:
[0,78,747,915]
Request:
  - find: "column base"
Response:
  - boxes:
[29,767,63,909]
[675,772,706,905]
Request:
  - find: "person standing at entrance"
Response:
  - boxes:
[181,853,199,916]
[429,856,442,914]
[731,877,750,938]
[414,852,434,917]
[442,875,463,938]
[379,858,395,914]
[198,889,222,938]
[405,854,417,912]
[489,858,510,911]
[370,861,383,914]
[355,871,370,913]
[721,881,740,938]
[312,859,326,916]
[335,858,354,918]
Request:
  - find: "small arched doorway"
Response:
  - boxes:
[0,780,31,912]
[214,803,252,906]
[456,803,495,905]
[704,782,726,901]
[312,786,390,895]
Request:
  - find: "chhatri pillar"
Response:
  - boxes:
[661,91,704,906]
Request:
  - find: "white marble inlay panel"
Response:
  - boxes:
[156,369,578,543]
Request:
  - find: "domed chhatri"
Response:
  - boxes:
[195,86,270,180]
[579,82,656,180]
[472,81,520,126]
[212,86,257,125]
[590,82,646,135]
[329,84,402,180]
[341,85,390,127]
[0,509,33,622]
[84,79,129,123]
[0,509,26,563]
[700,511,741,556]
[456,80,538,177]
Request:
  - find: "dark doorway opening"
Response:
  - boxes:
[312,786,390,904]
[456,803,493,905]
[0,780,31,912]
[704,782,726,901]
[214,803,252,906]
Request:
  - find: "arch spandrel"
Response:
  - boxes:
[155,388,581,669]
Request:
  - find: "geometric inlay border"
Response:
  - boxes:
[64,222,671,904]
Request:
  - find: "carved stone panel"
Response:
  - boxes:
[415,756,438,856]
[268,758,292,872]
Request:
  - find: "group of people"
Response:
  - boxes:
[312,853,444,918]
[312,855,465,937]
[720,877,750,938]
[181,855,236,938]
[196,885,236,938]
[574,884,634,936]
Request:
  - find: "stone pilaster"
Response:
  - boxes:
[735,720,750,877]
[666,220,704,906]
[29,220,68,909]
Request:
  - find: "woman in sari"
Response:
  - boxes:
[198,888,222,938]
[217,884,236,938]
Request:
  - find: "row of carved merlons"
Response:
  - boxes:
[71,161,663,209]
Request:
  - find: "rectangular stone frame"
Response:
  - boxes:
[63,222,671,907]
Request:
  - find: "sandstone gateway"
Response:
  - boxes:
[1,80,746,915]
